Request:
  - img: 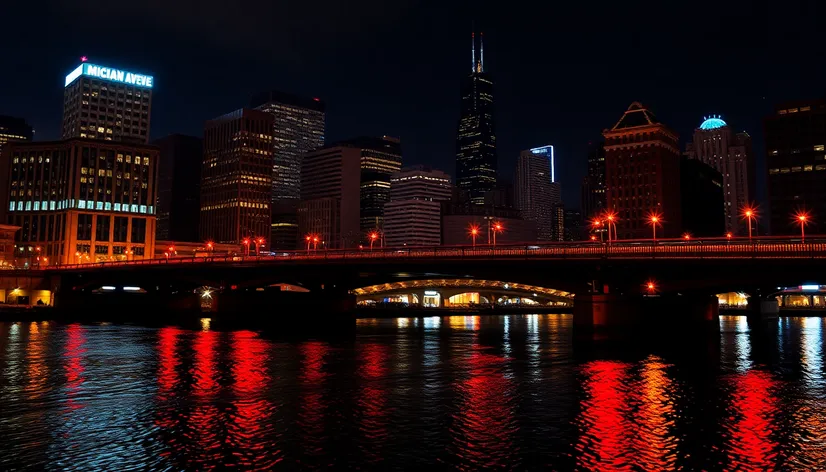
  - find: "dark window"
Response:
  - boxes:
[95,245,108,255]
[113,217,128,242]
[131,218,146,243]
[77,214,93,240]
[113,246,126,255]
[95,215,110,241]
[131,246,144,256]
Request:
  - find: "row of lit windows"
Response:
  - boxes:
[769,146,825,155]
[769,165,826,174]
[778,106,812,115]
[8,199,154,214]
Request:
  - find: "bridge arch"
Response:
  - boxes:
[351,279,573,308]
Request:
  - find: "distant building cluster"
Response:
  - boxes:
[0,38,823,266]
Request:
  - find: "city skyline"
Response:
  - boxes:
[5,2,825,209]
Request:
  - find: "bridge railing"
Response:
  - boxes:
[45,236,826,270]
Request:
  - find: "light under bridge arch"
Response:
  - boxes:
[351,279,573,307]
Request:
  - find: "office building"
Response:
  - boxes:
[603,102,682,239]
[200,109,273,247]
[0,138,159,264]
[514,146,562,241]
[62,61,153,143]
[681,158,725,237]
[251,91,326,249]
[765,100,826,234]
[350,136,403,234]
[456,31,497,205]
[564,208,585,241]
[154,134,202,241]
[0,116,34,154]
[298,144,362,249]
[384,166,451,247]
[581,140,606,221]
[687,116,753,234]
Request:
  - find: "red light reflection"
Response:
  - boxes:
[63,324,86,411]
[357,343,390,465]
[725,370,779,469]
[298,342,329,459]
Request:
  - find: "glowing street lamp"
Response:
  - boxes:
[206,241,214,253]
[469,224,480,247]
[645,280,657,294]
[648,213,661,241]
[604,212,618,242]
[795,212,810,241]
[492,222,503,247]
[242,238,251,256]
[255,237,265,256]
[742,206,757,240]
[305,235,312,251]
[591,219,604,242]
[683,233,691,240]
[369,232,379,251]
[726,232,733,240]
[312,235,319,251]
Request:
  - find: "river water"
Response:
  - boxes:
[0,315,824,470]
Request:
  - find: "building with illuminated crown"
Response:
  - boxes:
[603,102,682,239]
[686,115,753,234]
[384,166,452,246]
[62,61,153,144]
[200,109,273,247]
[456,31,497,205]
[0,116,33,155]
[514,146,563,241]
[0,138,159,265]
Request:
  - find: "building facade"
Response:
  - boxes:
[514,146,561,241]
[603,102,682,239]
[298,145,362,249]
[0,138,159,265]
[581,140,606,221]
[63,62,153,144]
[680,158,725,237]
[200,109,273,246]
[456,31,497,205]
[154,134,202,241]
[251,91,326,249]
[765,100,826,235]
[687,116,753,234]
[0,116,34,155]
[350,137,403,235]
[383,166,452,247]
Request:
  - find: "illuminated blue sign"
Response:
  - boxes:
[530,145,555,182]
[64,63,153,88]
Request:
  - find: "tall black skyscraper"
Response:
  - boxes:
[456,31,497,205]
[581,140,606,221]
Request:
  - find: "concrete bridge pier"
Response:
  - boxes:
[574,291,719,337]
[746,288,780,322]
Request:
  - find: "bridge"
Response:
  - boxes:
[6,236,825,331]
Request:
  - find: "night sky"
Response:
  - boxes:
[4,0,825,207]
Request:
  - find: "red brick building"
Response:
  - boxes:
[603,102,682,239]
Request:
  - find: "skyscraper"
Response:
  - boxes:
[251,91,326,249]
[687,116,753,234]
[765,99,826,234]
[581,140,606,221]
[456,31,497,205]
[514,146,562,241]
[62,61,153,144]
[603,102,682,239]
[200,109,273,246]
[384,166,452,247]
[154,134,202,241]
[1,138,159,264]
[352,136,403,234]
[0,116,33,154]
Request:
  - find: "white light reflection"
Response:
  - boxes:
[801,317,823,387]
[422,316,440,330]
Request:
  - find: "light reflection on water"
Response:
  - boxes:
[0,315,825,470]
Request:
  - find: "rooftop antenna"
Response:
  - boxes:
[480,32,484,72]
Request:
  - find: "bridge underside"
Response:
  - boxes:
[352,279,573,307]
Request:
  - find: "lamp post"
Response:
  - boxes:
[312,236,319,251]
[256,237,265,256]
[369,232,379,251]
[604,212,617,242]
[242,238,250,256]
[649,214,661,241]
[742,207,757,240]
[305,235,312,251]
[206,241,214,254]
[795,212,810,241]
[492,222,503,247]
[469,225,479,247]
[592,219,603,242]
[168,245,175,259]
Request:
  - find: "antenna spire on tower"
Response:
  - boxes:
[471,31,475,73]
[480,32,484,72]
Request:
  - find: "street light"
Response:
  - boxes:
[645,279,657,294]
[369,231,379,251]
[591,219,604,242]
[492,222,503,247]
[242,238,251,256]
[795,212,810,241]
[167,245,175,258]
[604,212,618,242]
[742,206,757,240]
[312,235,319,251]
[206,241,214,253]
[305,235,312,251]
[469,224,480,247]
[255,237,265,256]
[683,233,691,240]
[648,213,662,241]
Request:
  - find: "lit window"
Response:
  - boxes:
[815,145,825,151]
[804,165,814,171]
[81,167,89,175]
[143,157,149,165]
[79,200,86,209]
